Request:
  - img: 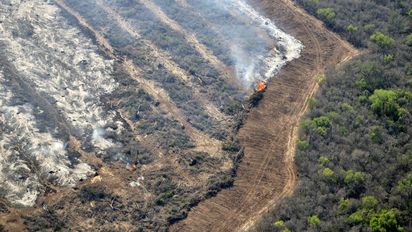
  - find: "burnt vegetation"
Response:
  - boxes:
[255,0,412,231]
[0,0,271,230]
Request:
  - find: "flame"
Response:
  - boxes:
[256,80,267,92]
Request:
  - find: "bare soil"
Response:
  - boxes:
[170,0,359,231]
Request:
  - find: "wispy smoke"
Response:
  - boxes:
[189,0,303,88]
[92,127,116,150]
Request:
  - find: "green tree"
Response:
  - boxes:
[313,116,332,128]
[338,198,350,211]
[369,89,411,120]
[369,126,383,143]
[312,116,332,135]
[297,139,310,151]
[273,220,285,227]
[347,24,358,33]
[394,174,412,213]
[349,210,365,224]
[406,34,412,46]
[369,89,399,119]
[322,167,334,178]
[396,174,412,191]
[345,170,366,196]
[316,8,336,21]
[308,215,321,227]
[383,54,394,63]
[369,209,404,232]
[319,156,329,166]
[361,196,379,209]
[370,32,395,48]
[345,170,365,184]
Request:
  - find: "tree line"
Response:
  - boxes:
[254,0,412,231]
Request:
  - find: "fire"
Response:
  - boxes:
[256,80,267,92]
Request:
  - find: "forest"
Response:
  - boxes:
[254,0,412,231]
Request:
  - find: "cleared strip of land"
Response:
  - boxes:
[170,0,358,231]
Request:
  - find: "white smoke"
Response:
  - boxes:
[191,0,304,88]
[229,0,303,78]
[92,127,116,150]
[231,44,258,88]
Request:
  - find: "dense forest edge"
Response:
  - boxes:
[254,0,412,231]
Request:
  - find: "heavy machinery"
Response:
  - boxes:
[255,80,267,93]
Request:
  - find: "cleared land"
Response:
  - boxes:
[170,0,358,231]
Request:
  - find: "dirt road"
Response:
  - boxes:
[170,0,358,231]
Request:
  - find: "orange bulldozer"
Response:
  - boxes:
[255,80,267,93]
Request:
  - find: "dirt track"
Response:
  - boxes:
[170,0,358,231]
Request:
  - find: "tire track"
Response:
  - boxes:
[170,0,358,230]
[215,3,325,226]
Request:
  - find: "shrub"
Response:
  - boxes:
[79,185,109,202]
[369,89,398,117]
[322,168,334,178]
[395,174,412,192]
[369,209,403,232]
[338,198,350,211]
[347,24,358,33]
[345,170,365,185]
[345,170,366,196]
[313,116,332,135]
[155,190,175,206]
[369,89,411,121]
[273,220,285,227]
[349,210,364,224]
[319,156,329,166]
[316,8,336,21]
[249,92,264,107]
[313,116,332,129]
[370,32,395,48]
[308,97,317,109]
[297,139,310,151]
[383,54,394,63]
[361,196,379,209]
[222,142,240,152]
[368,126,383,143]
[315,73,326,84]
[308,215,321,226]
[22,209,66,231]
[406,34,412,46]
